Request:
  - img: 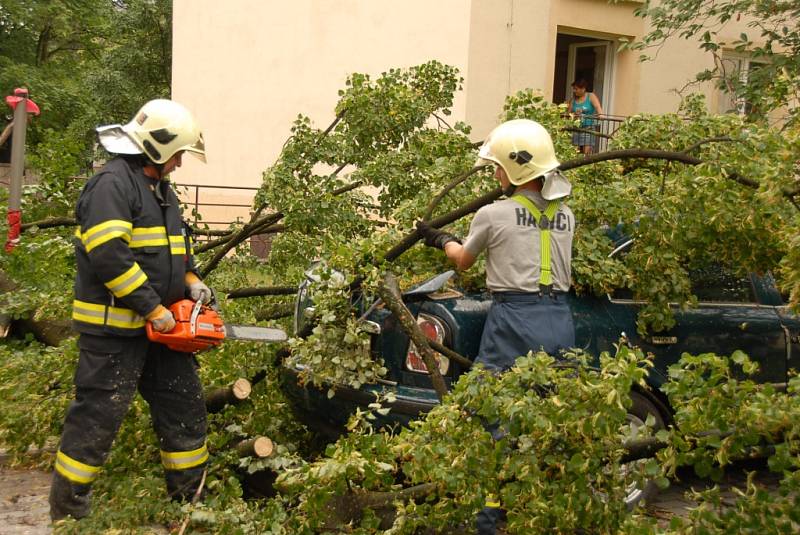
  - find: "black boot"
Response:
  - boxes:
[49,472,92,521]
[165,466,207,502]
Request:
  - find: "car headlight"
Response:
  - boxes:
[293,261,345,336]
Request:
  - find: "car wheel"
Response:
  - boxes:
[621,390,666,510]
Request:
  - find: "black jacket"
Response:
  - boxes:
[72,157,196,336]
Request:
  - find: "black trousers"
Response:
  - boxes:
[50,333,207,520]
[475,292,575,533]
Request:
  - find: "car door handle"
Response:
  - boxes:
[649,335,678,345]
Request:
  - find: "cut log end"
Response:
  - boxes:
[231,378,252,400]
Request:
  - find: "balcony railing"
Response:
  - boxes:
[563,113,628,154]
[173,182,258,241]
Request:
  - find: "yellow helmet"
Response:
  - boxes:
[121,99,206,164]
[476,119,560,186]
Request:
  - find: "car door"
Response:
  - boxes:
[605,267,787,385]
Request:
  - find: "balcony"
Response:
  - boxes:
[563,113,627,154]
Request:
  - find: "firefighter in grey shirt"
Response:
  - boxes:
[418,118,576,533]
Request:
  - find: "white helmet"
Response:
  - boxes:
[97,99,206,164]
[477,119,567,196]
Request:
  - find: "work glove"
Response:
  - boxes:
[185,272,213,305]
[147,305,176,333]
[416,221,461,250]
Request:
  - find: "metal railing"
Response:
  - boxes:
[173,183,259,241]
[564,113,627,154]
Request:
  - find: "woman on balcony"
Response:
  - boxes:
[567,79,604,155]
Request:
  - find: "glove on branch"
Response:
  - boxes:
[416,221,461,250]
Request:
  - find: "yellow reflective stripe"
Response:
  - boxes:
[72,300,145,329]
[540,201,559,286]
[104,263,147,298]
[130,226,168,248]
[82,220,133,252]
[511,195,560,287]
[55,450,100,484]
[169,235,186,255]
[485,493,500,508]
[105,308,146,329]
[161,444,209,470]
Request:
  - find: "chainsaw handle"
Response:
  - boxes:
[146,320,176,343]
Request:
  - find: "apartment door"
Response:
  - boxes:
[565,40,614,114]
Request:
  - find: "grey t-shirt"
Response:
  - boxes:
[462,189,575,293]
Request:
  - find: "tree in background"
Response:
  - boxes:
[618,0,800,127]
[0,0,172,218]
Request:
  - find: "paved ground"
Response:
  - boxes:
[0,459,784,533]
[645,460,783,526]
[0,467,51,535]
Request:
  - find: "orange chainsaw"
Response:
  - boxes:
[146,299,287,353]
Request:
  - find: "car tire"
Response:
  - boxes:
[622,390,666,510]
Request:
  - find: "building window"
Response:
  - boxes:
[717,52,766,116]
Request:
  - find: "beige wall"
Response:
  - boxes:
[465,0,649,138]
[173,0,771,203]
[172,0,472,190]
[465,0,557,139]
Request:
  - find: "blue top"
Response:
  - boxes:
[570,94,597,127]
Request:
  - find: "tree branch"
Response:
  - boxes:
[199,212,284,275]
[429,339,472,370]
[190,227,236,237]
[423,165,489,221]
[377,272,448,401]
[21,217,76,231]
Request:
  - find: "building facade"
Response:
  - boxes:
[171,0,757,209]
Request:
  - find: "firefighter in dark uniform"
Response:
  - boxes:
[417,119,576,534]
[49,99,214,521]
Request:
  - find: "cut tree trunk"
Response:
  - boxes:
[235,436,274,458]
[205,378,252,413]
[0,270,73,346]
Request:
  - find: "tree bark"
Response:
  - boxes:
[204,378,252,413]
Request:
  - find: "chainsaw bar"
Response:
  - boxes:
[224,324,288,343]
